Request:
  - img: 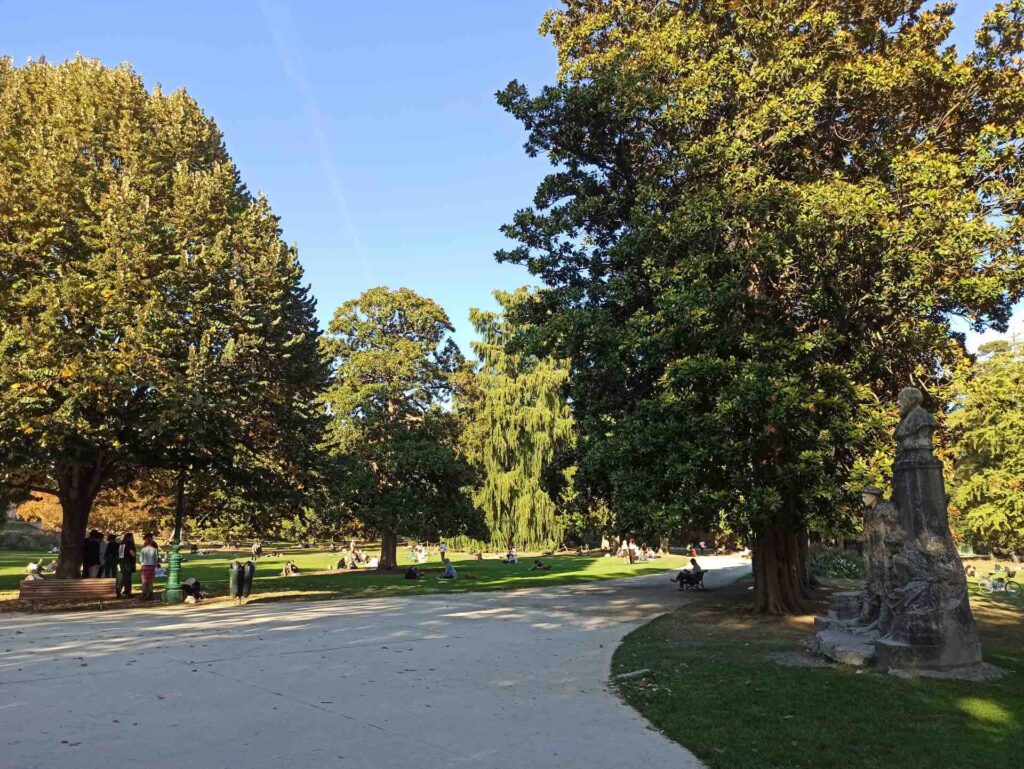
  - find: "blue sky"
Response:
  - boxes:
[4,1,1017,353]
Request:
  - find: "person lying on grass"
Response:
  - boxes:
[405,565,422,580]
[531,560,552,571]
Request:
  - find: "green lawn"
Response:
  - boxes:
[0,546,687,606]
[612,578,1023,769]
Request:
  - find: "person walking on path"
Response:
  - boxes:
[117,533,137,598]
[102,534,120,578]
[139,534,159,601]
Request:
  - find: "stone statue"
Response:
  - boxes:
[894,387,937,458]
[846,487,900,632]
[810,388,985,674]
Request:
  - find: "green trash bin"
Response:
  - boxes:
[228,560,242,600]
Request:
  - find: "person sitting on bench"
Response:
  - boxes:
[673,558,704,586]
[25,560,44,580]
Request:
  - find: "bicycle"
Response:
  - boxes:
[977,568,1022,598]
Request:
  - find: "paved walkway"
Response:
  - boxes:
[0,556,749,769]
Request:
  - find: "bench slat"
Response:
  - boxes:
[19,579,118,601]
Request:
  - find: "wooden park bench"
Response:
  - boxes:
[18,578,118,611]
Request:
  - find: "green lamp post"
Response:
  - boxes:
[162,471,186,604]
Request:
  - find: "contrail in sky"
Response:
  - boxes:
[258,0,374,284]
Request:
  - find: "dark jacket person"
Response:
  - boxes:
[117,533,137,598]
[82,531,102,578]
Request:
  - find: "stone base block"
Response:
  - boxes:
[808,629,877,667]
[827,591,864,621]
[875,636,983,672]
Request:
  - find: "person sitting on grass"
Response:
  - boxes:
[437,559,457,580]
[505,547,518,564]
[404,565,422,580]
[280,560,301,577]
[530,560,552,571]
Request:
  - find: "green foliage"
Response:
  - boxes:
[496,0,1024,569]
[322,287,481,566]
[950,340,1024,553]
[459,289,576,550]
[0,57,328,573]
[808,548,866,579]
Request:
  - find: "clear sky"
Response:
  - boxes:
[4,1,1018,353]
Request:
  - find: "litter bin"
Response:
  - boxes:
[228,561,242,600]
[242,559,256,599]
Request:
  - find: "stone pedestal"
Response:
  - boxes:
[892,455,951,543]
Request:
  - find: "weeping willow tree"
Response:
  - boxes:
[460,289,575,551]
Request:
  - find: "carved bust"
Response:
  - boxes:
[895,387,937,456]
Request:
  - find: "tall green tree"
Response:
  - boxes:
[950,340,1024,553]
[462,288,575,551]
[0,57,328,576]
[322,287,480,569]
[497,1,1024,611]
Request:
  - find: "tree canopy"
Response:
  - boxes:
[322,287,480,569]
[460,288,575,551]
[0,57,328,575]
[497,0,1024,611]
[950,340,1024,553]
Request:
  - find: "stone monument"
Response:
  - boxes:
[809,388,984,673]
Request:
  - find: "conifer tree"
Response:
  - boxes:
[950,340,1024,553]
[463,289,575,551]
[322,287,479,569]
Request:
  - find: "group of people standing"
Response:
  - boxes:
[81,530,161,600]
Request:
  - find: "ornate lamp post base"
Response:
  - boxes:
[162,471,186,604]
[162,542,183,603]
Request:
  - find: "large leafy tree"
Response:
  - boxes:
[0,57,328,576]
[462,289,575,551]
[950,340,1024,553]
[322,287,480,569]
[497,1,1024,611]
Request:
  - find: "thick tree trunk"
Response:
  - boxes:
[377,528,398,571]
[752,525,810,614]
[54,459,107,579]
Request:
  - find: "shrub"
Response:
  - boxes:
[809,548,865,579]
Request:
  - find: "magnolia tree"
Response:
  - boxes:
[497,1,1024,612]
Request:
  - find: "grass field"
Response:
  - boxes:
[611,578,1023,769]
[0,546,687,607]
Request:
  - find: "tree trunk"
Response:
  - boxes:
[752,525,810,614]
[377,528,398,570]
[54,459,107,579]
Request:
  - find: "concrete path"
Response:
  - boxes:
[0,556,749,769]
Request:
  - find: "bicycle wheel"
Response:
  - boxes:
[1006,580,1022,598]
[978,579,995,595]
